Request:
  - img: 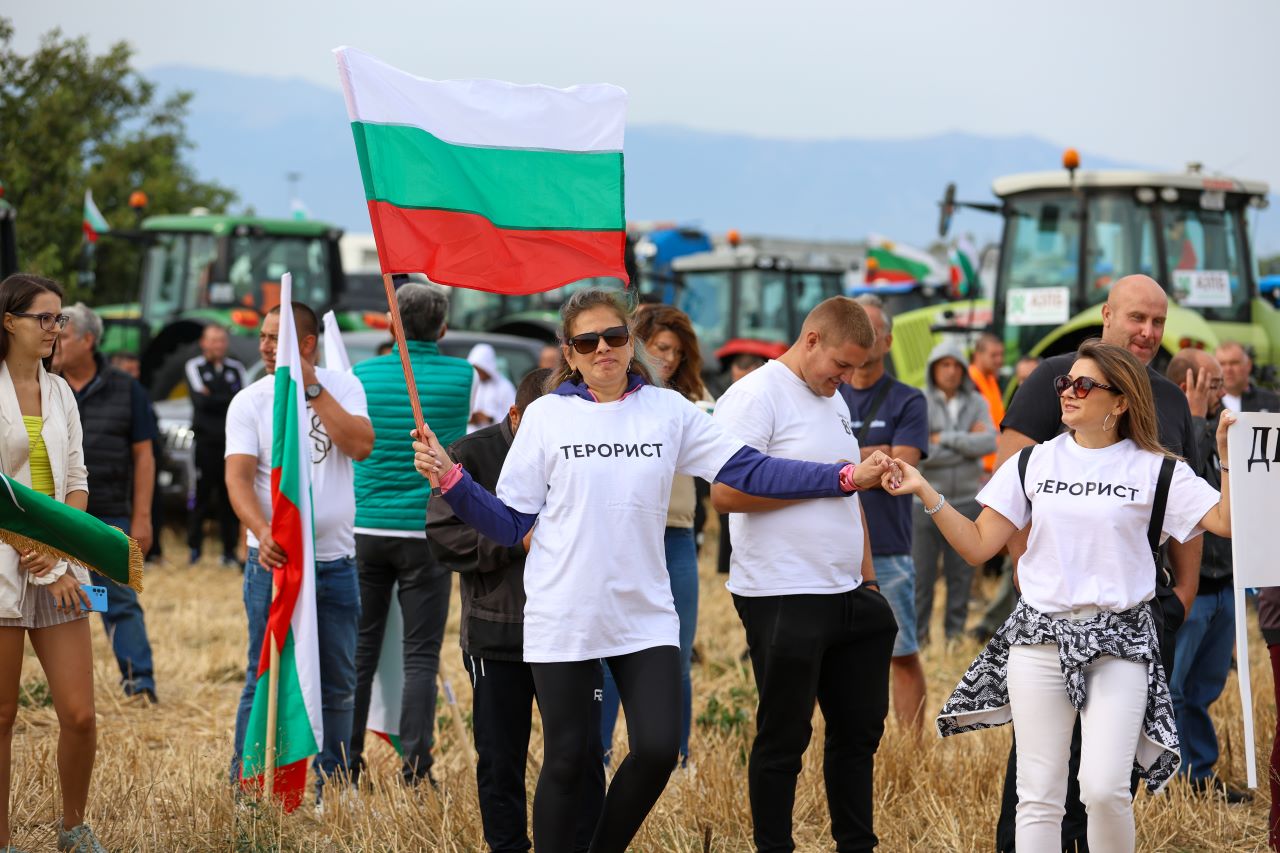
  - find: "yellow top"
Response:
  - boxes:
[23,416,54,497]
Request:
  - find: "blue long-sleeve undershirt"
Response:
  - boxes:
[439,445,850,547]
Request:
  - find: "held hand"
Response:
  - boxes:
[858,444,890,462]
[881,459,926,497]
[19,550,59,578]
[1216,409,1237,462]
[254,529,287,569]
[300,358,318,388]
[854,450,893,490]
[48,573,90,613]
[412,427,456,479]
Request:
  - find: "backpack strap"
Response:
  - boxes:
[1148,456,1176,571]
[1017,444,1034,510]
[854,380,894,445]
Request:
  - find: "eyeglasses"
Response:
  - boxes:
[567,325,629,355]
[1054,374,1118,399]
[8,312,69,332]
[1208,379,1225,391]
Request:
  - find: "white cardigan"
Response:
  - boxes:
[0,362,90,616]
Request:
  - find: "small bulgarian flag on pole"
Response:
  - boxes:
[333,46,629,295]
[82,190,109,244]
[240,272,323,812]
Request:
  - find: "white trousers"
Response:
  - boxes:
[1008,644,1148,853]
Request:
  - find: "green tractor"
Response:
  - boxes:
[915,153,1273,392]
[97,214,356,399]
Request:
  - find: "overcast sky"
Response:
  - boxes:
[11,1,1280,186]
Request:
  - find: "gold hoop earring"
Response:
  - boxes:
[1102,413,1115,432]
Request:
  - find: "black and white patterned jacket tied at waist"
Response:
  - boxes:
[935,598,1179,792]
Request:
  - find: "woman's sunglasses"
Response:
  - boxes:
[1054,374,1118,399]
[567,326,629,355]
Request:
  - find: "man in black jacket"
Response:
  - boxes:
[54,303,159,703]
[184,324,247,566]
[1216,341,1280,414]
[1166,349,1252,804]
[426,368,604,852]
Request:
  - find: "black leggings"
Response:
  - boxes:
[531,646,680,853]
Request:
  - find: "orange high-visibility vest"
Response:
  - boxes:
[969,364,1004,473]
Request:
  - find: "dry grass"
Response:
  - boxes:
[4,524,1272,851]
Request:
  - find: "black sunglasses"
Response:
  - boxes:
[8,312,69,332]
[1054,374,1118,399]
[567,325,629,355]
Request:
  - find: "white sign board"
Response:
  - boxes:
[1006,286,1070,326]
[1175,270,1232,308]
[1227,411,1280,787]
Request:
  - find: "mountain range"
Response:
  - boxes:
[147,65,1280,256]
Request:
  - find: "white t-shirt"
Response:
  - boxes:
[1223,392,1242,413]
[225,367,370,561]
[978,433,1219,614]
[496,385,743,662]
[713,360,866,597]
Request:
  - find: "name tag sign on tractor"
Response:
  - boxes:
[1227,411,1280,789]
[1006,286,1070,326]
[1174,269,1232,309]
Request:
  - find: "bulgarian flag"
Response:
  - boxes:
[951,235,980,296]
[866,235,946,285]
[82,190,109,243]
[240,273,322,812]
[333,46,628,295]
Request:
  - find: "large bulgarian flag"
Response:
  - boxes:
[865,235,947,285]
[240,273,323,812]
[333,46,628,295]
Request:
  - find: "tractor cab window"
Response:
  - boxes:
[1083,194,1158,306]
[999,195,1081,358]
[228,235,333,312]
[794,271,839,320]
[1163,205,1248,322]
[140,232,217,320]
[677,270,732,354]
[737,269,789,346]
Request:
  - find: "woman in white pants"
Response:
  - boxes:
[883,340,1234,852]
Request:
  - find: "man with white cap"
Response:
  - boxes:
[467,343,517,433]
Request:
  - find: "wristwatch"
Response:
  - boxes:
[305,383,323,401]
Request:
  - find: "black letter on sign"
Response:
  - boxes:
[1248,426,1272,473]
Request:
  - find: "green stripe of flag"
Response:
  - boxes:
[242,631,320,776]
[272,368,302,504]
[351,121,624,231]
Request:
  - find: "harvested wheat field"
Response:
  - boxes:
[4,525,1273,851]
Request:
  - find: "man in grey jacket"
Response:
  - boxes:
[913,340,995,645]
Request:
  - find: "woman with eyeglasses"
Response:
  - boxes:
[0,274,106,852]
[598,304,711,773]
[413,288,892,853]
[883,340,1234,852]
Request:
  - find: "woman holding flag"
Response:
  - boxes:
[0,274,104,851]
[413,288,892,852]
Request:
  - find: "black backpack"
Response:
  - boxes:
[1017,444,1176,574]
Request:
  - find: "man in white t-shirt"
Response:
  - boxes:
[224,302,374,799]
[712,296,899,852]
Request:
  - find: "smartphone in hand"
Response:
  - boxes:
[79,585,108,613]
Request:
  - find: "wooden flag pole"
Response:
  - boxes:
[263,635,281,799]
[382,273,440,494]
[438,671,477,770]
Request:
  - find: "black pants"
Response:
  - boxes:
[186,437,239,558]
[993,591,1185,852]
[349,534,453,785]
[734,587,897,853]
[464,654,605,852]
[532,646,680,853]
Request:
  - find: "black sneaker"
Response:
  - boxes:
[1189,775,1253,804]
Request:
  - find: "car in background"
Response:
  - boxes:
[155,329,547,509]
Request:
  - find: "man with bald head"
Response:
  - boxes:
[1216,341,1280,414]
[992,274,1201,852]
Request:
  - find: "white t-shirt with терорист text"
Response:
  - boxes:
[977,433,1219,615]
[496,385,743,663]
